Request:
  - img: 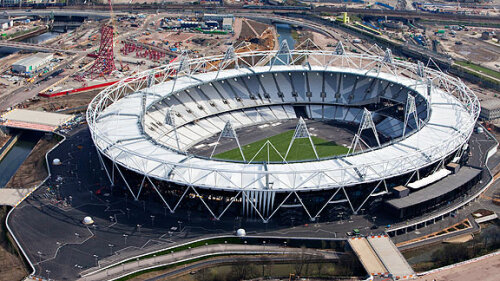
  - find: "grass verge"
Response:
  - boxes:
[455,61,500,81]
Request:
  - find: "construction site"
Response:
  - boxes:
[0,1,499,281]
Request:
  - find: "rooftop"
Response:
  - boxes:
[12,53,52,67]
[387,166,482,210]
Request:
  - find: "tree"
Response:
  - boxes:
[231,258,257,280]
[293,246,312,276]
[316,259,325,277]
[260,255,272,278]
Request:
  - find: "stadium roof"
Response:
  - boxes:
[91,66,474,191]
[88,50,478,192]
[386,166,482,210]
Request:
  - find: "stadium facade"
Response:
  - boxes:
[87,43,479,223]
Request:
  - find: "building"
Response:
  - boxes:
[0,19,12,30]
[222,17,233,31]
[203,13,234,22]
[11,53,53,74]
[88,48,478,223]
[481,31,492,40]
[2,0,34,6]
[480,98,500,120]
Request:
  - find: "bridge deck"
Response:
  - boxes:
[1,109,74,132]
[348,237,388,276]
[367,235,415,279]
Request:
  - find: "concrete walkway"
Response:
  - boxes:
[0,188,34,206]
[79,244,341,281]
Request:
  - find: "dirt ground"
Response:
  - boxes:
[416,254,500,281]
[4,137,59,190]
[451,42,499,64]
[19,90,100,113]
[0,207,29,281]
[0,135,9,150]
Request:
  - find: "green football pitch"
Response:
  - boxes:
[213,130,349,162]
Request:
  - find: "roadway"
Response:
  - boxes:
[79,244,342,281]
[2,5,500,24]
[0,41,79,54]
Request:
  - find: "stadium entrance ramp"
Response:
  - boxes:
[348,237,388,277]
[367,235,415,280]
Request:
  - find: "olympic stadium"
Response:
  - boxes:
[87,43,480,224]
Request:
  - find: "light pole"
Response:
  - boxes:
[150,215,155,227]
[123,234,128,245]
[37,251,42,263]
[45,269,50,281]
[178,221,183,231]
[153,254,157,264]
[93,254,98,267]
[108,244,114,256]
[137,224,142,234]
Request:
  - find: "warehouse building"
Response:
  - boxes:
[480,98,500,120]
[0,19,13,30]
[11,53,53,74]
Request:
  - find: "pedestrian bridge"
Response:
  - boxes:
[1,109,74,132]
[349,235,415,280]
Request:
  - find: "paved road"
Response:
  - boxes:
[0,41,79,54]
[145,254,336,281]
[79,244,341,281]
[7,125,496,281]
[4,5,499,23]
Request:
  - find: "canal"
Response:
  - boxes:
[0,131,42,188]
[273,23,296,66]
[0,24,76,58]
[275,23,296,50]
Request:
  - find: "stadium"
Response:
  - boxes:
[87,43,480,224]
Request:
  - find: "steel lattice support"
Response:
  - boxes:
[403,95,420,138]
[285,117,319,160]
[85,25,116,79]
[87,48,480,222]
[349,109,380,154]
[210,120,245,161]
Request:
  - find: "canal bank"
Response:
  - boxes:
[0,133,20,162]
[0,131,42,188]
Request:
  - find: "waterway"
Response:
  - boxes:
[0,131,42,188]
[21,31,60,44]
[274,23,295,64]
[0,24,76,58]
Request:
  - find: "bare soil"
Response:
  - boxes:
[20,90,100,113]
[415,253,500,281]
[0,207,29,281]
[0,135,9,150]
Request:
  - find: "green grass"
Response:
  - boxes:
[214,130,349,162]
[455,61,500,80]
